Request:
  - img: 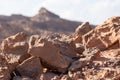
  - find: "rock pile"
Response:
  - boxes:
[0,16,120,80]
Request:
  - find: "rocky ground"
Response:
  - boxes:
[0,16,120,80]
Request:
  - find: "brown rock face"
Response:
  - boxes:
[57,41,77,58]
[74,22,92,36]
[1,32,29,71]
[28,38,72,72]
[73,22,92,43]
[0,55,10,80]
[83,17,120,50]
[16,57,43,78]
[100,49,120,60]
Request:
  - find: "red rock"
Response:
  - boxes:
[107,40,119,50]
[100,49,120,59]
[29,34,77,58]
[69,59,84,72]
[75,22,92,36]
[16,57,43,78]
[74,43,84,54]
[29,35,40,48]
[73,22,92,43]
[83,17,120,50]
[0,55,10,80]
[28,38,72,72]
[1,32,29,72]
[40,72,58,80]
[72,71,84,80]
[83,68,120,80]
[82,47,100,56]
[58,41,77,58]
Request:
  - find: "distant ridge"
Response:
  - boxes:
[0,7,94,41]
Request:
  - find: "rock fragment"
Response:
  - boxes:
[1,32,29,72]
[28,38,72,73]
[16,57,43,78]
[0,55,10,80]
[83,17,120,50]
[73,22,92,43]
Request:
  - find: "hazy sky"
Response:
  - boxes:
[0,0,120,24]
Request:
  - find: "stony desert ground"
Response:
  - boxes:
[0,8,120,80]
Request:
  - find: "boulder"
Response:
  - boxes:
[16,57,43,78]
[29,34,77,58]
[28,38,72,72]
[58,41,77,58]
[73,22,92,43]
[1,32,29,72]
[69,47,100,72]
[83,17,120,50]
[0,55,10,80]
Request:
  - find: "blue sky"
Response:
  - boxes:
[0,0,120,24]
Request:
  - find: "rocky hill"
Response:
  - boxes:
[0,16,120,80]
[0,7,95,42]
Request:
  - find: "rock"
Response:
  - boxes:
[83,17,120,50]
[69,59,84,72]
[28,38,72,72]
[51,76,60,80]
[40,72,58,80]
[16,57,43,78]
[29,35,40,48]
[100,49,120,58]
[68,57,92,72]
[83,68,120,80]
[69,48,100,72]
[73,22,92,43]
[13,76,33,80]
[107,40,119,50]
[59,41,77,58]
[83,47,100,56]
[72,71,84,80]
[74,22,92,36]
[29,34,77,58]
[0,16,119,80]
[74,43,84,54]
[1,32,29,72]
[61,75,71,80]
[0,55,10,80]
[82,48,120,80]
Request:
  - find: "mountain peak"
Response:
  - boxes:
[39,7,49,14]
[38,7,60,18]
[31,7,60,22]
